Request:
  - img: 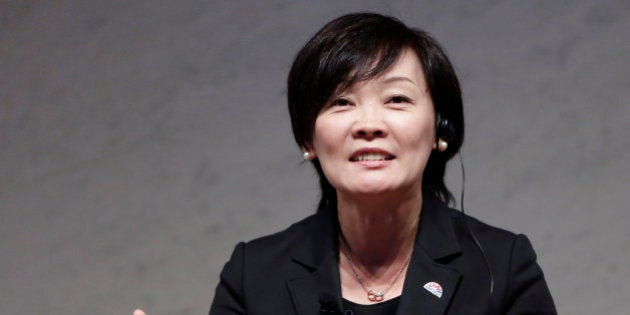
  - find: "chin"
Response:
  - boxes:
[345,181,398,196]
[339,177,422,197]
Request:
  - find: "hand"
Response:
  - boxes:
[133,310,146,315]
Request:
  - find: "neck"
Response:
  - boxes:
[337,189,422,269]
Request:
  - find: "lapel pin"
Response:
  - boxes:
[423,281,443,298]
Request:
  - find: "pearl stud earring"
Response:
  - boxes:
[437,139,448,152]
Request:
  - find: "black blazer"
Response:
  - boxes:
[210,196,556,314]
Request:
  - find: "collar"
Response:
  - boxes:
[415,194,462,261]
[288,194,463,315]
[290,194,462,267]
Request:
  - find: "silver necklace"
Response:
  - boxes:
[339,236,411,302]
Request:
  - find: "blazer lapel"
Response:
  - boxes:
[287,204,343,315]
[397,195,463,315]
[287,251,343,315]
[396,249,461,314]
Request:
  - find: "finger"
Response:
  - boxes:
[133,309,146,315]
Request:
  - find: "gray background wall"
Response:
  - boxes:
[1,1,628,314]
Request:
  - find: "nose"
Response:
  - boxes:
[351,105,388,140]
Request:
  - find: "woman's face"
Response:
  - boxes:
[309,49,437,197]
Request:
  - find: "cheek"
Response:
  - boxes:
[311,120,343,185]
[312,118,343,155]
[396,114,436,148]
[402,124,435,178]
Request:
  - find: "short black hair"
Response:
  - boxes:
[287,12,464,208]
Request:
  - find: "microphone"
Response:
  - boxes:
[319,292,342,314]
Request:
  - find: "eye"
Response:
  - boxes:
[330,98,351,107]
[389,95,412,104]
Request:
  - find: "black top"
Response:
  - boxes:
[210,194,557,314]
[342,297,400,315]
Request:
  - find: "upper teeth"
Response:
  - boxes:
[356,153,388,161]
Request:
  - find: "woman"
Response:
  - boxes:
[208,13,556,314]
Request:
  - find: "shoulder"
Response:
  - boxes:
[446,206,516,238]
[442,206,539,275]
[422,196,521,258]
[441,208,556,313]
[451,209,546,277]
[435,204,522,254]
[467,212,519,245]
[240,212,317,255]
[210,213,324,314]
[224,209,336,277]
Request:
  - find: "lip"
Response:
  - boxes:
[349,148,396,168]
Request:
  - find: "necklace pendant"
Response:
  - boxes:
[367,290,385,302]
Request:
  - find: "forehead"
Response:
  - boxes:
[344,49,427,92]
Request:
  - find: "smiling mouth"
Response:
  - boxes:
[350,152,395,162]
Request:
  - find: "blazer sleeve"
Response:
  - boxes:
[504,234,557,315]
[209,242,247,315]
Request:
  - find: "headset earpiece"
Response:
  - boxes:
[436,113,456,143]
